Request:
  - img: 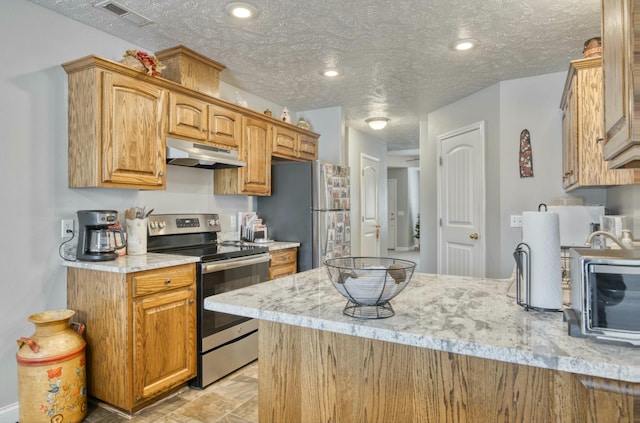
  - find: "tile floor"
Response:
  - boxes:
[82,361,258,423]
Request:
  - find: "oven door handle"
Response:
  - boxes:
[202,253,272,274]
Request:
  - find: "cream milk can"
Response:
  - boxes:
[16,309,87,423]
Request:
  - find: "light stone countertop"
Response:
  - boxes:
[61,253,199,273]
[246,241,300,251]
[205,267,640,383]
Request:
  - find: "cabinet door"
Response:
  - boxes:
[208,104,242,148]
[240,117,272,195]
[133,287,196,403]
[272,125,298,158]
[562,76,578,188]
[298,133,318,161]
[168,92,207,141]
[602,0,639,164]
[102,72,166,187]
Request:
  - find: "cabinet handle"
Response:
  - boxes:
[159,171,164,177]
[189,299,194,304]
[165,278,171,284]
[596,137,604,143]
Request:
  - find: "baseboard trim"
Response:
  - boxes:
[0,402,18,423]
[394,247,411,252]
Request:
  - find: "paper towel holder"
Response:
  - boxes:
[513,242,533,311]
[513,241,563,312]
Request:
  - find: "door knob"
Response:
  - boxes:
[469,233,479,240]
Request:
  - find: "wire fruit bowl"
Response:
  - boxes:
[325,257,416,319]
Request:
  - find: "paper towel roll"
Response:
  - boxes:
[522,211,562,310]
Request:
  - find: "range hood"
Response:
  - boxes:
[166,137,245,169]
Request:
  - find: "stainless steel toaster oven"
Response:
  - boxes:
[566,248,640,346]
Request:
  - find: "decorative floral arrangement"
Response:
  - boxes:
[120,50,165,76]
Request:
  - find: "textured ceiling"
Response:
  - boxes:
[29,0,601,151]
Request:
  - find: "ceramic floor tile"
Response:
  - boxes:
[226,395,258,423]
[209,375,258,402]
[171,392,242,423]
[81,362,259,423]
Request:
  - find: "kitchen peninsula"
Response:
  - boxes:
[205,268,640,423]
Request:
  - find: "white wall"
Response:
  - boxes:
[422,71,595,278]
[423,83,501,275]
[298,106,346,165]
[347,128,388,256]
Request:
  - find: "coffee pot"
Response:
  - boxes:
[76,210,126,261]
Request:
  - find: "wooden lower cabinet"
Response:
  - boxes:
[259,321,640,423]
[67,263,196,414]
[269,247,297,279]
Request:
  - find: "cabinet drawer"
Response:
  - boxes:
[271,248,297,265]
[132,263,195,297]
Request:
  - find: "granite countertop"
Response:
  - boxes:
[61,253,199,273]
[248,241,300,251]
[205,267,640,383]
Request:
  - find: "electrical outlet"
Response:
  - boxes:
[510,215,523,228]
[61,219,74,238]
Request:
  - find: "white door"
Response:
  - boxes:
[437,121,486,277]
[360,154,381,256]
[387,179,397,250]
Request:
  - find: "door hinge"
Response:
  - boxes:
[439,218,442,227]
[439,156,443,166]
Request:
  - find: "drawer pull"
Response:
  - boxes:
[165,278,172,284]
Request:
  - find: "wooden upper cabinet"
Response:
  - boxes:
[298,133,318,161]
[560,57,640,190]
[272,124,319,161]
[208,104,242,148]
[63,57,167,189]
[168,92,242,149]
[214,116,272,195]
[601,0,640,168]
[241,117,272,195]
[272,125,298,158]
[168,92,208,141]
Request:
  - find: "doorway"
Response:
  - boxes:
[437,121,486,277]
[387,179,397,250]
[360,154,381,256]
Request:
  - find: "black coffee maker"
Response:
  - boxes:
[76,210,126,261]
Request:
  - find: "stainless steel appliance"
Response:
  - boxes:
[566,248,640,345]
[76,210,126,261]
[257,160,351,271]
[146,213,270,388]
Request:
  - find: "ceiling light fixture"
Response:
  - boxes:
[323,69,343,77]
[453,39,477,51]
[225,2,259,19]
[366,117,390,130]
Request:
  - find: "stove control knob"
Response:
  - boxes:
[149,221,157,229]
[208,219,219,227]
[158,221,166,229]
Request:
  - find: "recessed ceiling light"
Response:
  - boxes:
[366,117,389,130]
[322,68,343,78]
[453,39,477,51]
[225,2,259,19]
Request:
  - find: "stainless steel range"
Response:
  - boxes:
[147,213,270,388]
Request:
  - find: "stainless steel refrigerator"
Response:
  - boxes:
[257,160,351,271]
